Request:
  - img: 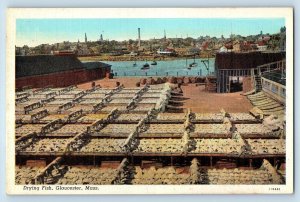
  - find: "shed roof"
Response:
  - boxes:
[16,55,84,78]
[82,61,111,70]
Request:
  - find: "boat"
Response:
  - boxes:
[141,62,150,70]
[189,62,197,67]
[189,55,198,67]
[143,62,150,68]
[141,65,150,70]
[151,61,157,65]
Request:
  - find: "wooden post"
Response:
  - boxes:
[249,159,253,168]
[171,156,173,166]
[210,157,213,168]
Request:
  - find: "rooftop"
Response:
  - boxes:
[16,55,84,78]
[16,55,111,78]
[82,61,112,70]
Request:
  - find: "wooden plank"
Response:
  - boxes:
[17,152,285,158]
[26,160,47,167]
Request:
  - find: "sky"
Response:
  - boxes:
[16,18,285,47]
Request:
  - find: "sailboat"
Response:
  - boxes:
[133,58,137,67]
[189,55,198,67]
[186,56,191,70]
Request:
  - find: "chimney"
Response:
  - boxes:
[138,28,141,47]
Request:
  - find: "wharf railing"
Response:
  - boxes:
[261,77,286,104]
[113,70,215,77]
[216,60,286,93]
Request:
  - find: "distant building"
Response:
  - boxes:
[279,26,286,51]
[15,55,111,88]
[128,51,138,57]
[201,41,209,51]
[174,47,188,56]
[137,46,145,52]
[219,46,229,52]
[232,40,241,52]
[85,33,87,43]
[157,48,177,56]
[76,43,91,56]
[16,46,26,56]
[53,50,75,55]
[188,47,200,55]
[257,45,268,52]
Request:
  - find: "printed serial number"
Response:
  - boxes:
[269,187,281,191]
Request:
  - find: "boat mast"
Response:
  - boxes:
[186,56,188,67]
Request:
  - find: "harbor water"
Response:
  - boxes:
[101,58,215,77]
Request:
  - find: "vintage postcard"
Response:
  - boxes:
[6,8,293,194]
